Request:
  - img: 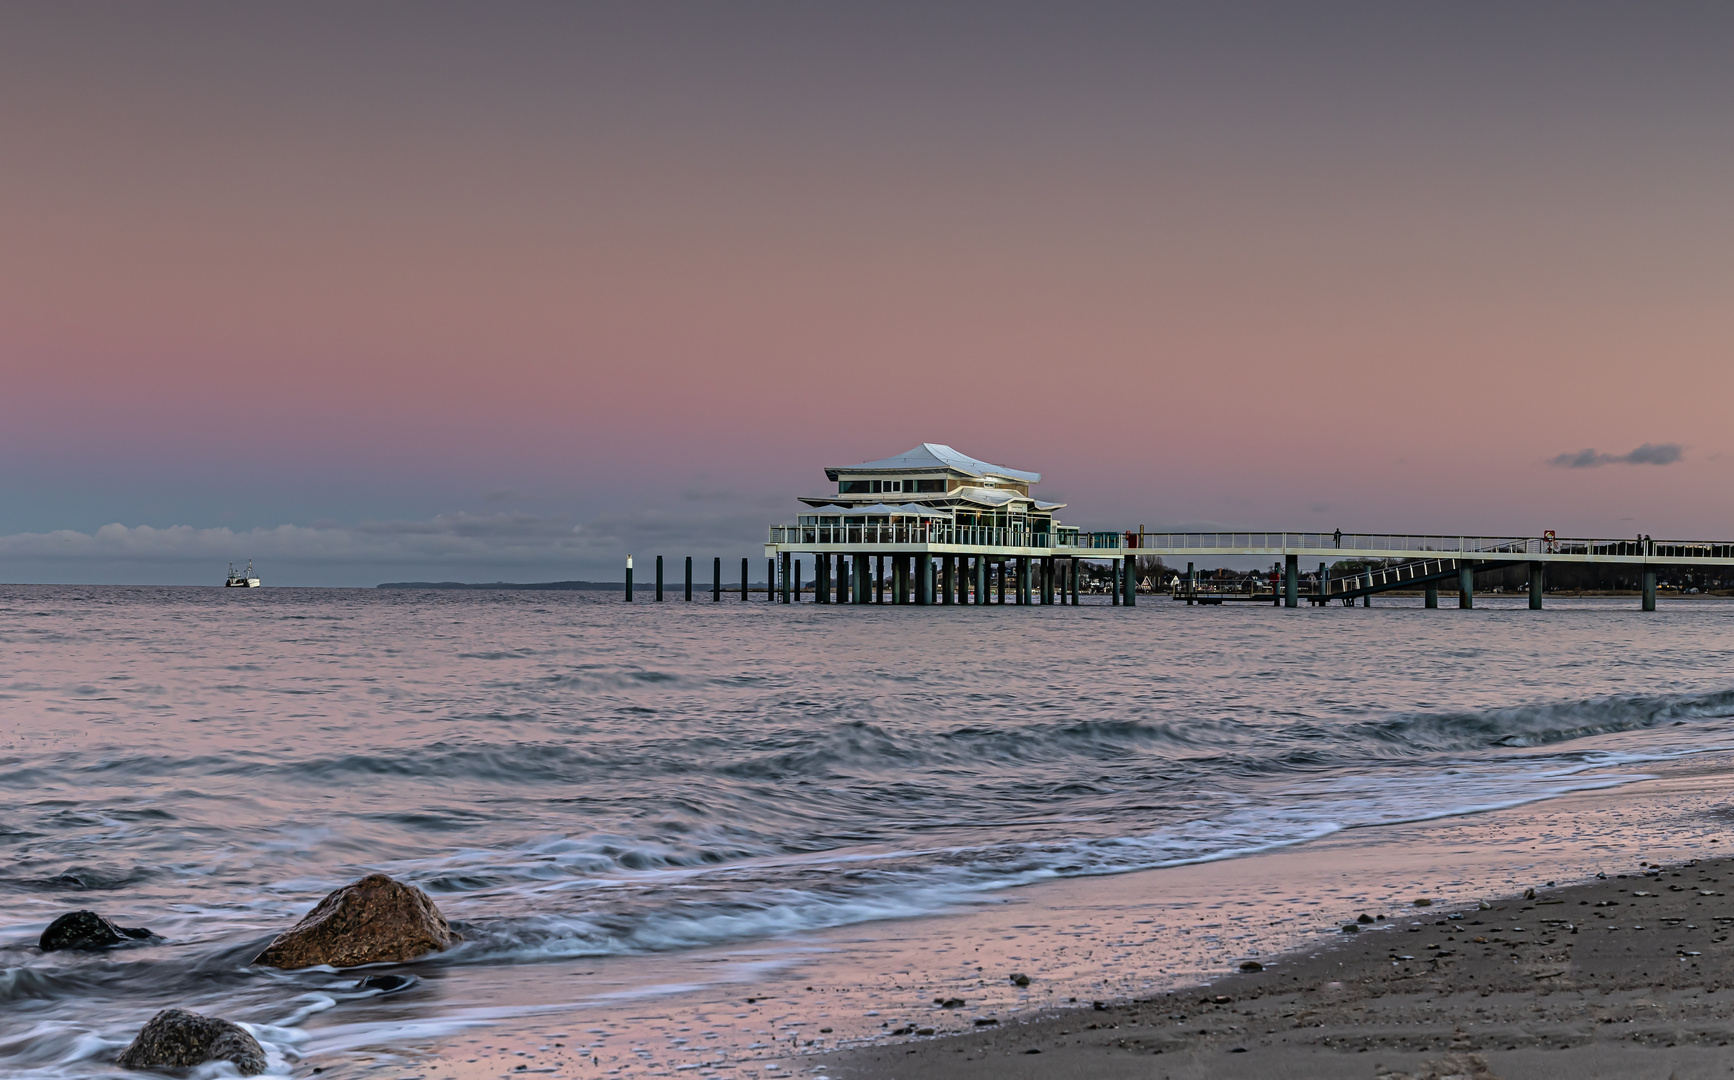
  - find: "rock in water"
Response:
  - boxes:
[117,1009,265,1075]
[39,911,154,951]
[253,873,459,969]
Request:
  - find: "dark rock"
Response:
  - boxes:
[1342,923,1360,933]
[939,997,965,1009]
[39,911,154,951]
[1238,960,1264,972]
[1009,972,1030,987]
[1357,913,1374,924]
[253,873,459,970]
[357,973,416,993]
[116,1008,265,1075]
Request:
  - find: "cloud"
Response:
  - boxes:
[0,507,778,585]
[1549,442,1683,469]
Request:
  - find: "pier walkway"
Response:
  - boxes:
[761,527,1734,610]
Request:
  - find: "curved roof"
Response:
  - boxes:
[825,443,1040,483]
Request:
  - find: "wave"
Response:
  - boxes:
[1353,688,1734,752]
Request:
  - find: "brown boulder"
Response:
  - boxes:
[252,873,459,970]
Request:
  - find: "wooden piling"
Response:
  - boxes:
[655,556,664,601]
[685,556,692,601]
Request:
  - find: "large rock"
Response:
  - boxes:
[252,873,459,970]
[116,1008,265,1075]
[39,910,154,951]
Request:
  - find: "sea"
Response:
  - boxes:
[3,585,1733,1077]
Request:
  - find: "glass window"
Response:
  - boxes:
[839,480,872,493]
[912,479,946,493]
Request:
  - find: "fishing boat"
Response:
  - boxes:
[224,560,261,588]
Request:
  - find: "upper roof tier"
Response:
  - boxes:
[825,443,1040,484]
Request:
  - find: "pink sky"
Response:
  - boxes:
[1,5,1729,583]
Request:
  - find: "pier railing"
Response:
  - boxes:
[769,523,1084,550]
[768,526,1734,562]
[1119,533,1734,560]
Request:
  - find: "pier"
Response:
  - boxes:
[626,444,1734,612]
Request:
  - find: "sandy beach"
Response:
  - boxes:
[349,756,1734,1080]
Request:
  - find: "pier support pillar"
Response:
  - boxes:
[1039,557,1052,604]
[1643,570,1657,611]
[780,552,791,603]
[684,556,692,601]
[1014,557,1027,604]
[713,557,721,602]
[656,556,664,601]
[1458,564,1473,610]
[997,560,1006,604]
[1528,562,1543,610]
[875,556,885,603]
[916,554,932,605]
[976,556,988,605]
[794,559,802,602]
[1185,562,1195,605]
[819,555,829,603]
[1284,553,1299,609]
[1126,557,1137,606]
[741,558,749,601]
[1111,559,1121,606]
[1424,583,1438,608]
[768,558,775,601]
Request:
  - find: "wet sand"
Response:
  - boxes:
[311,758,1734,1079]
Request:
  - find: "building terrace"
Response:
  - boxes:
[767,443,1135,605]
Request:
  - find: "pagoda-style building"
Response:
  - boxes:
[767,444,1134,606]
[802,443,1067,536]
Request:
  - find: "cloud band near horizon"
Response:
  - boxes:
[1549,443,1684,469]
